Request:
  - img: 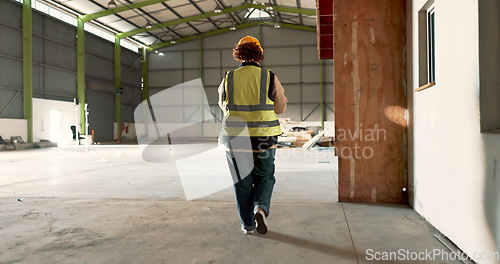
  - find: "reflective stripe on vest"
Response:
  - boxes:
[224,120,280,128]
[223,66,281,137]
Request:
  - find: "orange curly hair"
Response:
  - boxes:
[233,41,264,62]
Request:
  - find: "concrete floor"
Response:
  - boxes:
[0,144,461,263]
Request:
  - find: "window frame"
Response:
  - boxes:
[426,5,436,84]
[416,0,436,92]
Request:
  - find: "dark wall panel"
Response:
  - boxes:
[479,0,500,133]
[0,25,22,57]
[87,90,114,142]
[0,57,22,88]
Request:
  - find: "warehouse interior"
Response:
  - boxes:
[0,0,499,263]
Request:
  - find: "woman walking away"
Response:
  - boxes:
[218,36,288,235]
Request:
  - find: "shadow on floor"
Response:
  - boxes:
[258,230,355,258]
[257,230,414,264]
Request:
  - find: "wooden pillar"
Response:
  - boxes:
[334,0,408,203]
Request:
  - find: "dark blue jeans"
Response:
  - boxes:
[226,148,276,230]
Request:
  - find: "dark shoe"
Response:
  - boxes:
[254,208,268,234]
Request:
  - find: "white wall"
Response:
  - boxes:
[33,98,77,146]
[410,0,500,262]
[0,119,27,141]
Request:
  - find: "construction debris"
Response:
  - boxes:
[277,119,334,149]
[0,136,57,151]
[302,130,326,150]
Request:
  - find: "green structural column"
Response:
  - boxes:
[320,60,324,130]
[141,48,149,136]
[199,37,204,137]
[77,18,86,134]
[22,0,33,143]
[114,36,122,142]
[141,48,149,101]
[258,24,262,43]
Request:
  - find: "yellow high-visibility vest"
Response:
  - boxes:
[223,65,281,137]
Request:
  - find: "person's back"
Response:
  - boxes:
[218,36,287,235]
[221,62,282,149]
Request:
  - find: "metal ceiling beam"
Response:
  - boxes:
[117,3,315,39]
[117,4,250,39]
[80,0,314,28]
[80,0,171,22]
[279,15,304,24]
[148,22,316,50]
[296,0,304,25]
[122,0,181,41]
[271,0,283,23]
[188,0,220,30]
[149,22,259,50]
[85,0,158,46]
[280,22,316,32]
[271,4,315,15]
[216,0,241,24]
[161,2,202,37]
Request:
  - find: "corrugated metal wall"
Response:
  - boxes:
[33,9,77,101]
[149,26,334,124]
[87,90,114,142]
[0,0,141,141]
[120,48,142,125]
[0,0,23,119]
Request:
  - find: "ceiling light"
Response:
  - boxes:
[265,3,273,11]
[214,6,222,13]
[170,39,176,44]
[145,21,152,29]
[154,50,159,54]
[158,52,164,56]
[230,24,236,31]
[107,0,117,8]
[274,21,281,29]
